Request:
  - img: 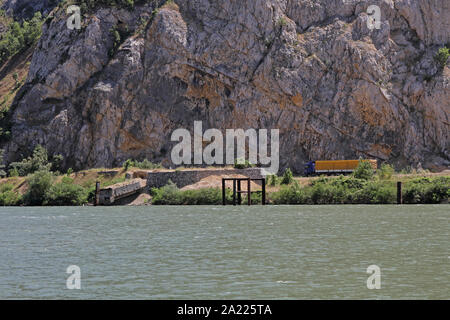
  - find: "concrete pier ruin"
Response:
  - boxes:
[98,168,264,205]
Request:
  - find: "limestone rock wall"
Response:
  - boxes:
[4,0,450,173]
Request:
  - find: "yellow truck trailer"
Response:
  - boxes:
[304,159,377,176]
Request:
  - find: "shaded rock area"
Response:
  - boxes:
[1,0,61,20]
[3,0,450,173]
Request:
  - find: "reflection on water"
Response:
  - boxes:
[0,205,449,299]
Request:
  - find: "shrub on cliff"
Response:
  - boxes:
[0,12,44,66]
[9,145,51,176]
[435,47,450,69]
[0,149,6,178]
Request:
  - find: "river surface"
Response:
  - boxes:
[0,205,449,299]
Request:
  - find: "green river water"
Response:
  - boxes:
[0,205,448,299]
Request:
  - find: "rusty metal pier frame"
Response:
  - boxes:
[222,178,266,206]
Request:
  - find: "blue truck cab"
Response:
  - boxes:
[304,161,315,176]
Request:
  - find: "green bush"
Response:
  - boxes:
[270,175,399,205]
[150,180,182,205]
[353,181,396,204]
[0,12,44,66]
[0,149,6,177]
[24,170,54,205]
[179,188,225,205]
[271,181,309,204]
[44,177,88,206]
[310,182,348,204]
[9,145,52,176]
[281,168,293,185]
[234,158,254,169]
[268,174,278,186]
[8,167,19,177]
[123,158,162,170]
[435,46,450,69]
[329,175,366,189]
[403,177,450,204]
[377,163,394,180]
[353,160,374,180]
[123,159,134,170]
[151,180,231,205]
[0,183,22,206]
[135,159,162,169]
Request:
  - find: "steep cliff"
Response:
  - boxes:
[3,0,450,172]
[1,0,60,20]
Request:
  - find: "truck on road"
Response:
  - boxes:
[304,159,377,176]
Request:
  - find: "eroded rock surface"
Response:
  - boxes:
[5,0,450,172]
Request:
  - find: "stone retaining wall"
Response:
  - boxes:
[145,168,264,189]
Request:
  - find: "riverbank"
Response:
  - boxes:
[0,166,448,206]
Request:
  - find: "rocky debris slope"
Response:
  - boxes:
[4,0,450,172]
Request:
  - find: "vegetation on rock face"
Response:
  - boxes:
[0,149,6,177]
[9,145,53,176]
[0,11,44,66]
[435,46,450,69]
[68,0,167,12]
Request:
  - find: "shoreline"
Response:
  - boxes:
[1,167,449,207]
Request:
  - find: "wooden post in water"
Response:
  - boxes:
[237,179,242,205]
[95,181,100,206]
[262,178,266,205]
[232,179,237,206]
[247,178,251,206]
[397,181,403,204]
[222,179,226,206]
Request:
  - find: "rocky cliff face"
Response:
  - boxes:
[4,0,450,172]
[1,0,60,19]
